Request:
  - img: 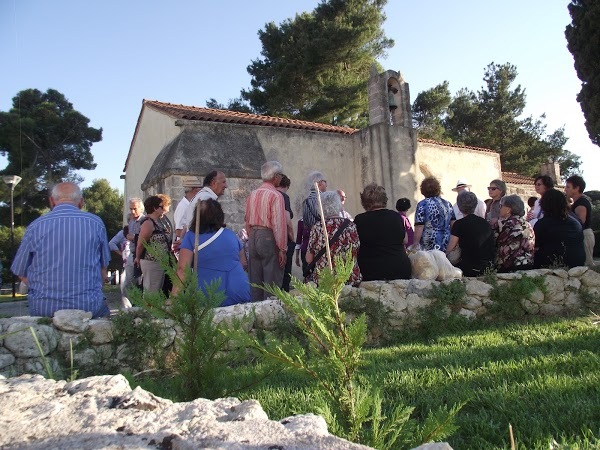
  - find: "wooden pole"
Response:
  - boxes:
[314,182,332,270]
[193,200,201,271]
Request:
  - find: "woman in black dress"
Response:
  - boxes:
[354,183,411,281]
[446,191,496,277]
[533,189,585,268]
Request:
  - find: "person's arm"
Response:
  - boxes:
[574,205,587,224]
[446,235,459,253]
[172,248,193,295]
[239,249,248,271]
[305,251,314,264]
[286,211,294,242]
[413,224,424,248]
[108,231,123,255]
[134,220,153,266]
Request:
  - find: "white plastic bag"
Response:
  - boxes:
[409,250,439,280]
[431,249,463,281]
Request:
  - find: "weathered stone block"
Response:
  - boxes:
[53,310,92,333]
[87,320,114,344]
[529,289,545,304]
[565,278,582,291]
[252,300,286,331]
[580,269,600,288]
[57,332,84,353]
[496,272,522,281]
[407,279,435,297]
[521,298,540,314]
[552,269,569,279]
[3,323,58,357]
[0,352,15,370]
[465,279,492,297]
[379,284,408,314]
[568,266,589,277]
[458,308,476,320]
[539,304,564,316]
[463,296,482,310]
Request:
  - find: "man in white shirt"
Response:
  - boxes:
[452,179,486,220]
[179,171,228,233]
[174,177,202,240]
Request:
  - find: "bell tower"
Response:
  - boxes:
[367,65,412,128]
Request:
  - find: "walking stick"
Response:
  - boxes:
[314,182,333,271]
[193,201,201,272]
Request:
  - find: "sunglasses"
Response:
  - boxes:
[487,187,498,191]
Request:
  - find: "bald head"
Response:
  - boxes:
[50,182,84,209]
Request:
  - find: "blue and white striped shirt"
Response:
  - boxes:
[11,204,111,318]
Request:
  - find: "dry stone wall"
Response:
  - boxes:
[1,267,599,378]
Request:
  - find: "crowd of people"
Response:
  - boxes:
[9,167,595,318]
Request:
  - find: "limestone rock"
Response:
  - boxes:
[529,289,545,305]
[407,279,435,297]
[580,269,600,288]
[53,310,92,333]
[413,444,453,450]
[465,279,492,297]
[496,272,522,281]
[57,332,84,353]
[379,283,408,314]
[565,278,582,291]
[3,323,58,357]
[551,269,569,279]
[252,300,286,331]
[539,304,564,316]
[281,413,329,436]
[87,319,113,344]
[458,308,476,319]
[0,374,373,449]
[521,298,540,315]
[463,296,482,310]
[0,351,15,370]
[568,266,589,277]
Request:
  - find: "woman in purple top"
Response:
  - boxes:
[395,197,414,248]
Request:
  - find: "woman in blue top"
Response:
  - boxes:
[175,199,250,306]
[413,177,456,252]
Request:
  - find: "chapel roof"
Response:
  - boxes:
[502,171,536,184]
[143,100,358,135]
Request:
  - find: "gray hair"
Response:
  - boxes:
[51,182,82,203]
[500,195,525,217]
[128,197,144,211]
[305,170,326,192]
[456,191,478,215]
[489,179,507,196]
[320,190,342,218]
[261,161,283,181]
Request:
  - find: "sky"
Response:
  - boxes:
[1,0,598,192]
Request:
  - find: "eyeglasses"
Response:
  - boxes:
[487,187,498,191]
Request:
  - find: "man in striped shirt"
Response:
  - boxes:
[11,182,111,318]
[245,161,287,301]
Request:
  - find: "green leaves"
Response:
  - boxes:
[566,0,600,147]
[242,0,393,127]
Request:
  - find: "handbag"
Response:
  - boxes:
[306,219,350,275]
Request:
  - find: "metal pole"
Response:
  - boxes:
[9,185,16,298]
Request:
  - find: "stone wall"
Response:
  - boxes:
[1,267,599,378]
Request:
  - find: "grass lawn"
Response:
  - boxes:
[0,293,27,303]
[223,317,600,449]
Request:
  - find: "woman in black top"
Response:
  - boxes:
[534,189,585,268]
[354,183,411,281]
[447,191,496,277]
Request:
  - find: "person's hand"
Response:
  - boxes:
[278,250,286,268]
[172,239,181,253]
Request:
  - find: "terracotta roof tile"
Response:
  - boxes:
[416,138,497,153]
[144,100,358,135]
[502,171,536,184]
